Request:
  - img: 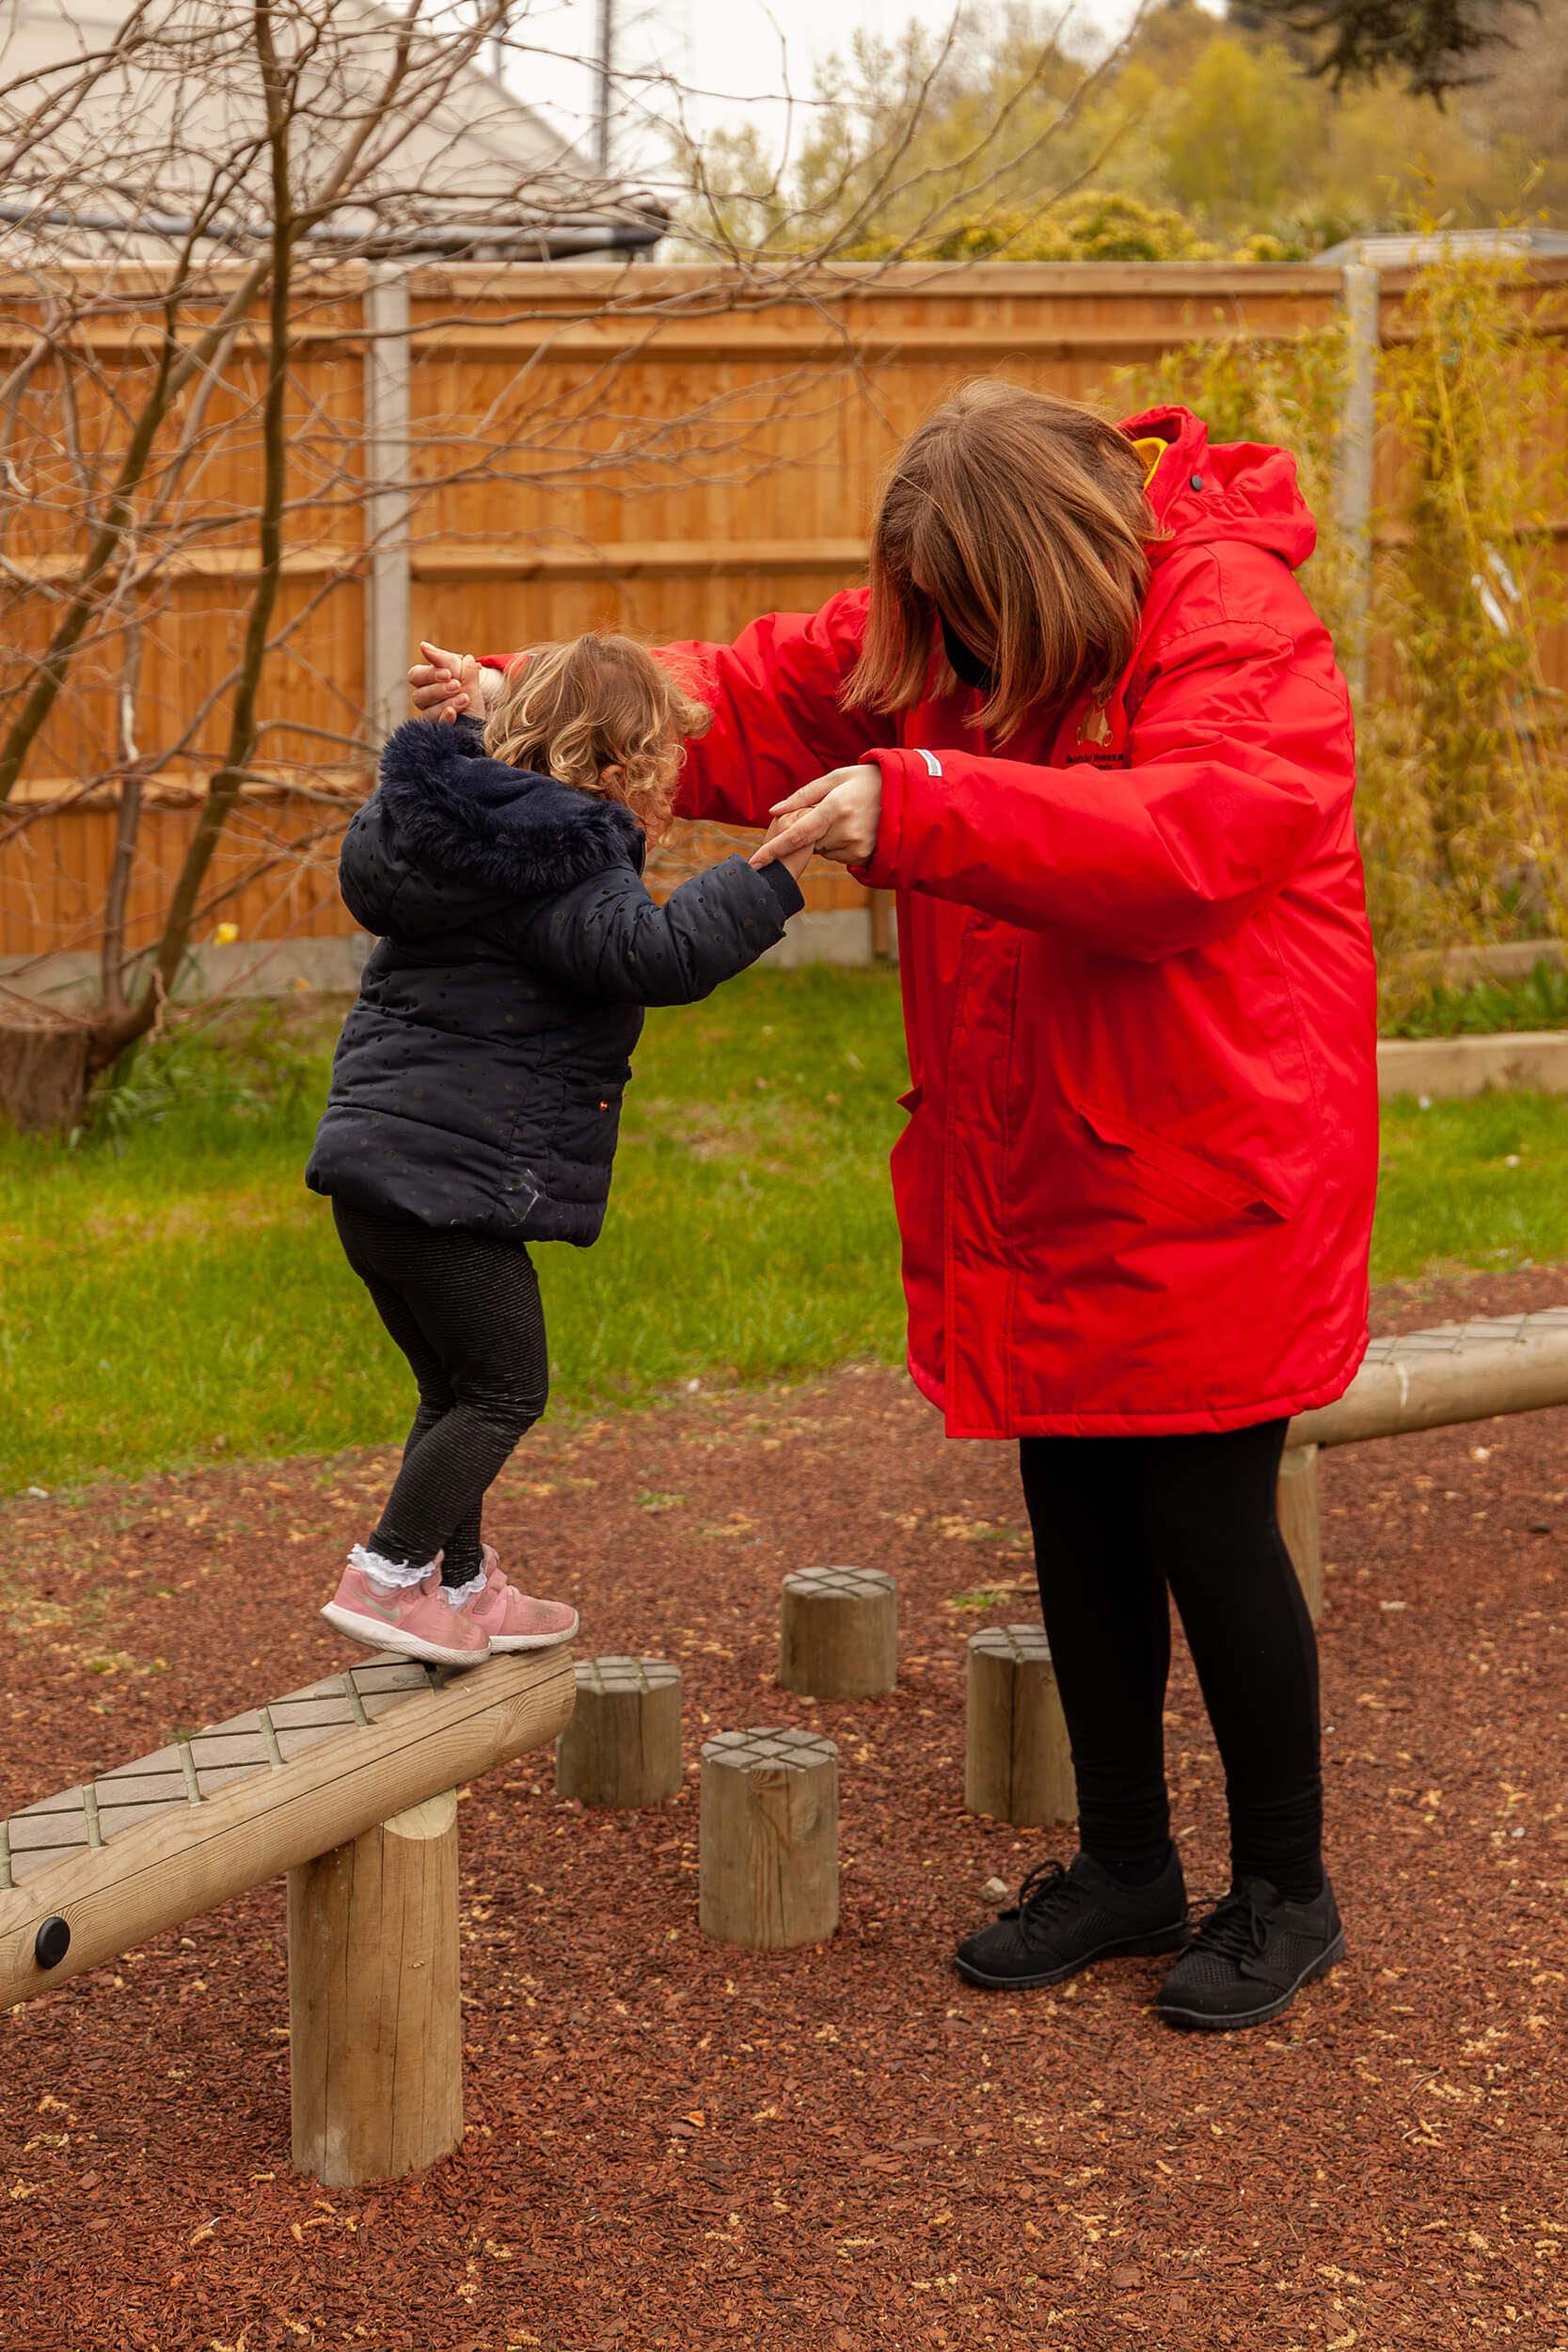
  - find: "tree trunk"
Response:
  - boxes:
[0,1020,91,1136]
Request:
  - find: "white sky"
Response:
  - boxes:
[510,0,1141,172]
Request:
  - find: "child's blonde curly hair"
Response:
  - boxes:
[483,632,710,840]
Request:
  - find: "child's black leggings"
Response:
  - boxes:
[334,1202,549,1586]
[1019,1418,1323,1900]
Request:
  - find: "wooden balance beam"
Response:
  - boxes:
[1278,1307,1568,1617]
[0,1645,575,2185]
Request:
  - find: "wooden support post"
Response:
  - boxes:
[556,1656,682,1807]
[779,1566,897,1699]
[965,1626,1074,1829]
[1277,1441,1323,1623]
[699,1728,838,1949]
[287,1790,462,2188]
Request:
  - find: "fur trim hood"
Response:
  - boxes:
[342,717,643,938]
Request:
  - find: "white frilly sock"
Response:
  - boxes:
[440,1568,487,1609]
[348,1542,436,1592]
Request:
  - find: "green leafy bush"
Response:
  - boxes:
[83,1003,330,1147]
[843,192,1228,263]
[1384,960,1568,1038]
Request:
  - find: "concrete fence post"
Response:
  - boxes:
[363,265,413,749]
[1335,260,1380,711]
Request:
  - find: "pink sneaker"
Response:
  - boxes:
[322,1559,491,1669]
[466,1546,578,1652]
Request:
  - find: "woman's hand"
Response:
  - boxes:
[408,640,496,723]
[750,764,882,871]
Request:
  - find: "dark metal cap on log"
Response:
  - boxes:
[33,1914,71,1969]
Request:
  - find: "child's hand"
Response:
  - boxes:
[752,766,882,872]
[454,655,486,722]
[750,820,816,881]
[409,641,493,723]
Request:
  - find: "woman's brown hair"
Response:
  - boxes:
[844,381,1157,742]
[483,632,710,839]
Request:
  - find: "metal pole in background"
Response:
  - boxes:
[363,264,412,752]
[595,0,615,177]
[489,2,511,87]
[1336,260,1380,714]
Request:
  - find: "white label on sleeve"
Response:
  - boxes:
[915,748,943,776]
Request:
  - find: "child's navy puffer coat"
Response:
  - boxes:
[306,717,802,1242]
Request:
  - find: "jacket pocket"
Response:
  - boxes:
[1072,1099,1289,1227]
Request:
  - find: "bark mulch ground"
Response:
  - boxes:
[2,1266,1565,2352]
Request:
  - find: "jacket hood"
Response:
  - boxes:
[343,717,642,938]
[1120,404,1318,574]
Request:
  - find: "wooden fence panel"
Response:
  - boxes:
[1,259,1562,970]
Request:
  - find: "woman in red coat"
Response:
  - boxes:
[415,383,1379,2032]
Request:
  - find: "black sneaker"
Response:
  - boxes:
[953,1850,1189,1992]
[1156,1875,1346,2031]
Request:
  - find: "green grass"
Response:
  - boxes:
[1372,1089,1568,1277]
[0,972,909,1495]
[3,972,1567,1495]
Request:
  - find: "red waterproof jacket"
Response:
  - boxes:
[545,404,1378,1438]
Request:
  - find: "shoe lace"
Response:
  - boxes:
[1012,1859,1079,1949]
[1188,1883,1269,1964]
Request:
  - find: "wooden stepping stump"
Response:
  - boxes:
[965,1625,1074,1829]
[556,1657,683,1807]
[1276,1444,1323,1622]
[779,1565,897,1699]
[699,1727,839,1949]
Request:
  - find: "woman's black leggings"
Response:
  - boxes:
[334,1202,549,1586]
[1019,1419,1323,1900]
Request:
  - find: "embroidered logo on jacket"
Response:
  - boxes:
[1068,697,1130,769]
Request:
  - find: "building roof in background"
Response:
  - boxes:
[0,0,666,260]
[1315,227,1568,266]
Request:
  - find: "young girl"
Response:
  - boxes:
[307,633,809,1669]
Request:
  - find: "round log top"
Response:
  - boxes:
[574,1656,681,1695]
[968,1624,1053,1664]
[701,1728,840,1772]
[781,1566,895,1597]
